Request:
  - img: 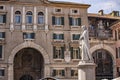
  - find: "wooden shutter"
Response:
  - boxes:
[61,47,64,59]
[31,33,35,39]
[53,46,56,58]
[78,18,81,26]
[2,32,5,38]
[61,17,64,25]
[52,69,56,76]
[62,70,65,76]
[52,16,55,25]
[3,15,6,23]
[61,34,64,40]
[53,33,56,39]
[0,46,2,58]
[69,17,72,26]
[116,48,118,58]
[70,47,73,59]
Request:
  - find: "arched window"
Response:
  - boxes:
[15,11,21,24]
[26,11,33,24]
[38,12,44,24]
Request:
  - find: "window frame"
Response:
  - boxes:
[38,12,44,24]
[0,68,5,78]
[52,68,65,77]
[71,68,78,77]
[15,11,21,24]
[0,14,6,24]
[70,47,81,60]
[70,8,79,15]
[53,32,64,41]
[71,33,80,41]
[53,46,64,59]
[23,32,35,40]
[0,45,4,60]
[26,11,33,24]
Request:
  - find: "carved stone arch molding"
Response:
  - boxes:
[90,44,116,61]
[8,41,50,80]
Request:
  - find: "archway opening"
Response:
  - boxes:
[14,48,44,80]
[92,49,113,80]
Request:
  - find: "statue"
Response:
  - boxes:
[79,25,93,62]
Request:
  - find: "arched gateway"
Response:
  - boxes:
[90,44,116,80]
[8,42,50,80]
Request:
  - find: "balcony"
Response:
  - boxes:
[89,29,113,40]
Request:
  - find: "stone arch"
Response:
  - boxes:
[90,44,116,78]
[90,44,116,61]
[8,42,50,80]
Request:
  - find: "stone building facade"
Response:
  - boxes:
[0,0,120,80]
[0,0,89,80]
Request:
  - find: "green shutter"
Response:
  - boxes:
[52,69,56,76]
[3,15,6,23]
[78,18,81,26]
[69,17,72,26]
[53,46,56,58]
[70,47,73,59]
[78,47,81,59]
[73,34,75,40]
[31,33,35,39]
[52,16,55,25]
[53,33,56,39]
[61,17,64,25]
[61,47,64,59]
[2,32,5,38]
[0,46,2,58]
[62,70,65,76]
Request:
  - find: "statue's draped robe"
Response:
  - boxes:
[79,29,93,62]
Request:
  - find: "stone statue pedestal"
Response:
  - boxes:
[78,61,96,80]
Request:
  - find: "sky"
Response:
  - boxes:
[52,0,120,14]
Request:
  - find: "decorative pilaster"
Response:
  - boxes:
[45,7,48,33]
[22,6,25,31]
[33,6,37,31]
[10,6,14,31]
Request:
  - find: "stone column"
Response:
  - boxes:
[45,7,48,33]
[22,6,25,30]
[33,6,37,31]
[78,62,96,80]
[10,6,14,31]
[8,63,14,80]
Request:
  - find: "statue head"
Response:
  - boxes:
[81,25,87,31]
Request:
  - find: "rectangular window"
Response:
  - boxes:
[52,16,64,25]
[53,46,64,59]
[52,69,65,77]
[38,16,44,24]
[53,33,64,40]
[0,6,4,10]
[69,17,81,26]
[71,47,80,59]
[0,69,4,77]
[23,33,35,39]
[71,69,78,77]
[15,16,21,24]
[72,34,80,40]
[26,16,32,24]
[0,32,5,39]
[0,15,6,23]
